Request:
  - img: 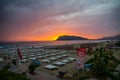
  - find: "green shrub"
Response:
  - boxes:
[12,59,17,65]
[28,63,36,74]
[85,48,120,80]
[0,64,30,80]
[115,41,120,46]
[0,70,30,80]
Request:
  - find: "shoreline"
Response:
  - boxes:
[0,40,109,47]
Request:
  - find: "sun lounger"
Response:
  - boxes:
[53,61,65,66]
[62,59,70,63]
[44,65,57,70]
[30,55,35,57]
[22,56,27,59]
[67,57,76,61]
[21,59,28,63]
[38,56,44,58]
[41,59,50,63]
[50,54,56,56]
[44,55,50,57]
[56,56,62,59]
[61,55,68,57]
[36,54,42,56]
[30,57,36,60]
[49,57,57,61]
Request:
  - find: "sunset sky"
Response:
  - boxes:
[0,0,120,41]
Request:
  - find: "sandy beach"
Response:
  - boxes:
[0,41,120,80]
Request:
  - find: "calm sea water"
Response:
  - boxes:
[0,40,107,49]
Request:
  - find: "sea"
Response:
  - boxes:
[0,40,108,49]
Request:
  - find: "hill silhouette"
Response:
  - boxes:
[56,35,88,40]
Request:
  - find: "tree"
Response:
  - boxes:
[85,47,120,80]
[115,41,120,46]
[28,63,36,74]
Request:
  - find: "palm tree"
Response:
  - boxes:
[85,47,120,80]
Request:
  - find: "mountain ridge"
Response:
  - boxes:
[56,35,88,40]
[100,34,120,40]
[56,34,120,40]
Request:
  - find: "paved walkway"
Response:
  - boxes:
[2,60,120,80]
[0,60,10,70]
[114,64,120,75]
[115,64,120,72]
[0,60,60,80]
[26,71,61,80]
[8,63,61,80]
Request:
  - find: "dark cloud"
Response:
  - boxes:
[0,0,120,41]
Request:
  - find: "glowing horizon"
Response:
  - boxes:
[0,34,113,42]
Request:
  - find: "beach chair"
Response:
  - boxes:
[32,59,41,66]
[44,65,57,70]
[53,61,65,66]
[41,59,50,63]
